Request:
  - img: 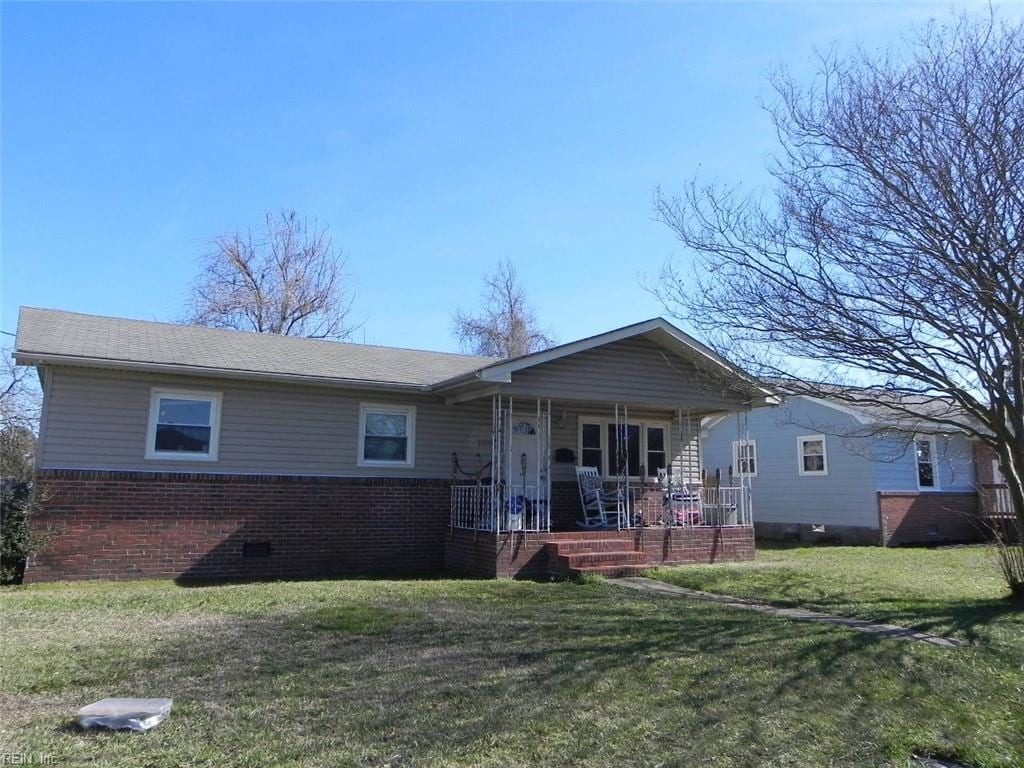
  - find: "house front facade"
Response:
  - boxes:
[15,308,774,582]
[703,394,988,546]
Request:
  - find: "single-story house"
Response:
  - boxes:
[14,307,777,582]
[702,392,1006,546]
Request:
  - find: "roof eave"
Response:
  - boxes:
[13,352,433,393]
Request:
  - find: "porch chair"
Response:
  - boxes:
[575,466,623,529]
[659,468,702,526]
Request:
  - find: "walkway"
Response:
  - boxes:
[612,577,966,649]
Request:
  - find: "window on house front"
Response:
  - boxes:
[580,423,603,473]
[916,436,937,489]
[647,426,667,476]
[607,423,642,477]
[146,389,221,460]
[732,439,757,476]
[359,404,416,466]
[798,435,827,476]
[578,420,668,479]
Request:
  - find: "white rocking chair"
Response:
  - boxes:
[575,466,623,529]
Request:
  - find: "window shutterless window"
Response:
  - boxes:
[578,419,669,480]
[916,436,938,489]
[145,389,222,461]
[358,404,416,467]
[580,423,603,473]
[646,426,667,476]
[797,435,827,476]
[732,439,757,476]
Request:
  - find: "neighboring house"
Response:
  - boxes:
[14,308,776,582]
[703,393,995,546]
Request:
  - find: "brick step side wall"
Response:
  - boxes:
[444,526,755,579]
[28,470,451,582]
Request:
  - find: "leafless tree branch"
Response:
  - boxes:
[185,210,358,340]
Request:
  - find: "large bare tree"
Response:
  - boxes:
[650,13,1024,597]
[186,210,356,340]
[453,259,555,358]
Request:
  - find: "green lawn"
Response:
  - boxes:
[1,547,1022,768]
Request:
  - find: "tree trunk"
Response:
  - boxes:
[994,445,1024,602]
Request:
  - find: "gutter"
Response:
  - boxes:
[12,352,433,393]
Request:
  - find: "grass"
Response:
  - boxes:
[0,549,1021,768]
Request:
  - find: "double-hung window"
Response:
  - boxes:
[797,434,827,476]
[915,436,938,489]
[359,404,416,467]
[578,419,668,480]
[732,439,757,477]
[146,389,222,461]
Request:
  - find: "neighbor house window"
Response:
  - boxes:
[578,419,668,480]
[358,404,416,467]
[916,436,938,489]
[732,439,757,477]
[145,389,222,461]
[797,435,827,476]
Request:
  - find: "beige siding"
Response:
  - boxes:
[41,367,492,478]
[502,336,751,410]
[41,365,705,482]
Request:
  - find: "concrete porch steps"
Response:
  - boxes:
[544,538,650,578]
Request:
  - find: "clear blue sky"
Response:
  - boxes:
[1,1,1009,353]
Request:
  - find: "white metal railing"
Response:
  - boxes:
[451,484,550,533]
[451,485,494,531]
[993,486,1012,517]
[661,484,753,528]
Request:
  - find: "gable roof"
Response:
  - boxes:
[14,308,493,389]
[434,317,776,400]
[13,308,776,402]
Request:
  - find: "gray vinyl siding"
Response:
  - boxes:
[502,337,753,411]
[703,398,879,528]
[41,366,703,483]
[40,366,492,478]
[873,433,976,491]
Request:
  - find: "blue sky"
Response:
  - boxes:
[1,1,1010,353]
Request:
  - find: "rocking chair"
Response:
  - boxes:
[575,466,623,529]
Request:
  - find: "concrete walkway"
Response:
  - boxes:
[612,577,966,648]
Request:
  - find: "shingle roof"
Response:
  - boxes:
[14,308,494,388]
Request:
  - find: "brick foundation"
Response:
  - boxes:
[754,521,882,546]
[877,491,983,546]
[27,470,452,582]
[444,526,755,579]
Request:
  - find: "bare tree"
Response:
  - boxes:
[649,13,1024,597]
[453,259,555,358]
[186,210,356,340]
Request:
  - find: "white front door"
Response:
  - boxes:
[510,420,540,501]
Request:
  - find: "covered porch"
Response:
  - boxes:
[432,318,774,578]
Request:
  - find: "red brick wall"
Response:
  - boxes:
[877,491,982,546]
[27,470,452,582]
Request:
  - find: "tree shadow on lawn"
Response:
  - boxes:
[29,581,1010,767]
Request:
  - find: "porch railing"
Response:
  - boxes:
[451,484,550,532]
[652,484,753,528]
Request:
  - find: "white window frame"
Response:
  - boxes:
[145,388,222,461]
[915,434,940,491]
[797,434,828,476]
[732,439,758,477]
[358,403,416,468]
[576,418,670,481]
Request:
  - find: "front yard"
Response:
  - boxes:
[2,546,1022,767]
